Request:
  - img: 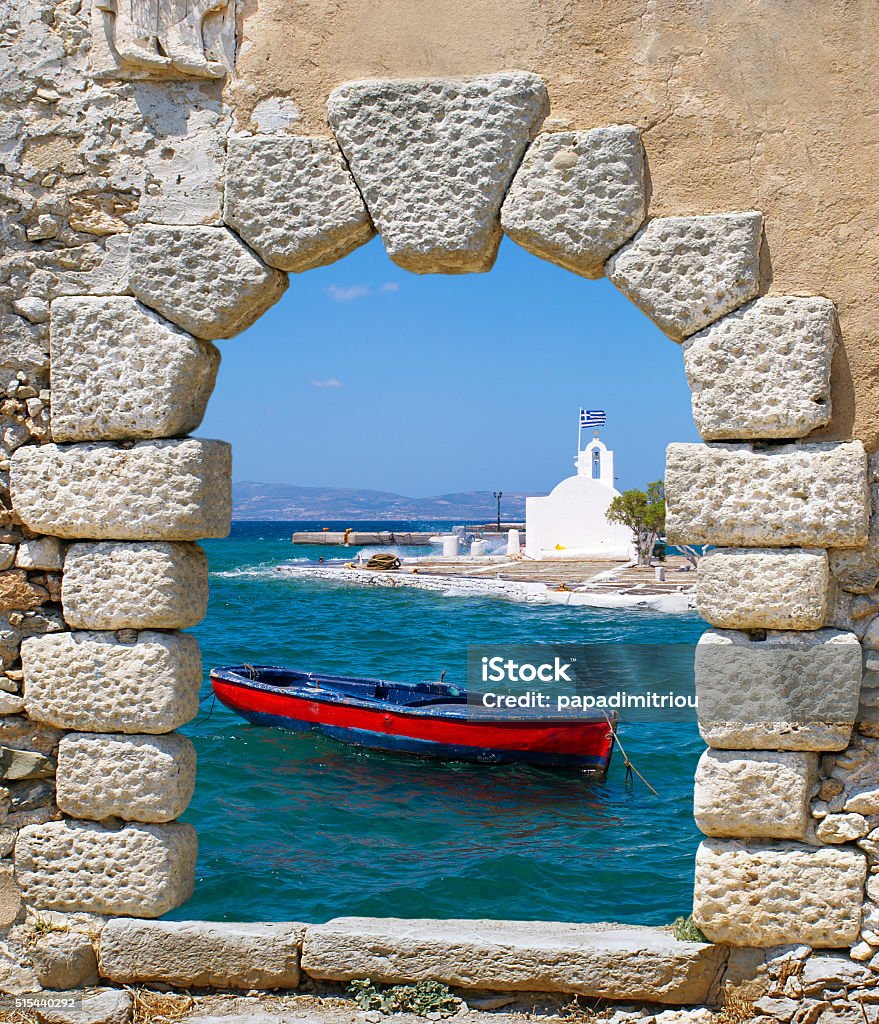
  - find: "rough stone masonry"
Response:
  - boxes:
[1,0,879,1015]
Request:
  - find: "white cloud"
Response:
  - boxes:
[324,282,400,301]
[325,284,369,302]
[311,377,344,389]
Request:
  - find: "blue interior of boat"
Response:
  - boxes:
[215,665,469,709]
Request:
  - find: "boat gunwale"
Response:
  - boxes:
[210,666,612,729]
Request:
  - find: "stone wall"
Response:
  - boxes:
[2,0,879,1005]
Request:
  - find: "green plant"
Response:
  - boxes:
[30,915,59,937]
[606,480,666,566]
[348,978,461,1016]
[671,914,707,942]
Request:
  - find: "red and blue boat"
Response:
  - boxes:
[210,665,616,774]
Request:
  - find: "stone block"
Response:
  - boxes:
[0,546,14,571]
[500,126,646,278]
[0,313,49,389]
[695,629,862,750]
[224,136,374,272]
[831,548,879,594]
[14,537,63,570]
[10,439,231,541]
[129,225,287,339]
[0,614,21,670]
[0,862,21,927]
[328,73,548,273]
[56,733,196,823]
[829,450,879,593]
[682,297,837,440]
[15,607,66,638]
[9,779,54,817]
[693,749,817,839]
[301,918,726,1003]
[22,630,200,734]
[99,919,305,989]
[830,589,879,638]
[666,441,869,548]
[0,716,64,755]
[864,619,879,652]
[800,953,874,994]
[49,297,220,442]
[34,988,132,1024]
[0,942,41,995]
[0,746,54,780]
[693,839,866,946]
[15,820,196,917]
[29,929,99,990]
[62,541,208,630]
[0,570,47,611]
[28,236,130,303]
[606,212,763,340]
[815,811,869,842]
[823,734,879,813]
[0,694,25,715]
[696,548,831,630]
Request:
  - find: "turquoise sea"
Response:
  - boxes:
[169,522,708,926]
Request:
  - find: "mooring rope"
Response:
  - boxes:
[602,712,658,795]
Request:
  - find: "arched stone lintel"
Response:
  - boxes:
[606,211,764,341]
[683,296,838,442]
[128,225,287,340]
[327,72,550,274]
[501,125,647,279]
[223,135,375,273]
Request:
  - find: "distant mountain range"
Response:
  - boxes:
[232,482,530,521]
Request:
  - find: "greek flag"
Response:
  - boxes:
[580,409,606,428]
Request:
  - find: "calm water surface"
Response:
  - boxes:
[169,522,707,924]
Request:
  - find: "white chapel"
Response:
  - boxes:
[525,433,634,560]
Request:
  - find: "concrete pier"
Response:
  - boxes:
[291,530,438,545]
[292,524,526,546]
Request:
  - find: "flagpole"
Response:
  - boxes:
[577,409,582,459]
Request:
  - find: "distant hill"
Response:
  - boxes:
[232,482,530,521]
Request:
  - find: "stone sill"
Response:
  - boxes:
[95,917,728,1006]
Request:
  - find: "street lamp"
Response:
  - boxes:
[493,491,503,532]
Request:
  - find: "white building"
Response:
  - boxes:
[525,435,634,560]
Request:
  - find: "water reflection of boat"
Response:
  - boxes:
[210,666,616,774]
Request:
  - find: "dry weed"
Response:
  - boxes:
[557,995,614,1023]
[127,987,194,1024]
[715,986,757,1024]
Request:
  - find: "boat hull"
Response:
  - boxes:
[211,669,615,773]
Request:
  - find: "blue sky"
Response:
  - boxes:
[198,236,700,495]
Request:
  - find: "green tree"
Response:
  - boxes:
[606,480,666,566]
